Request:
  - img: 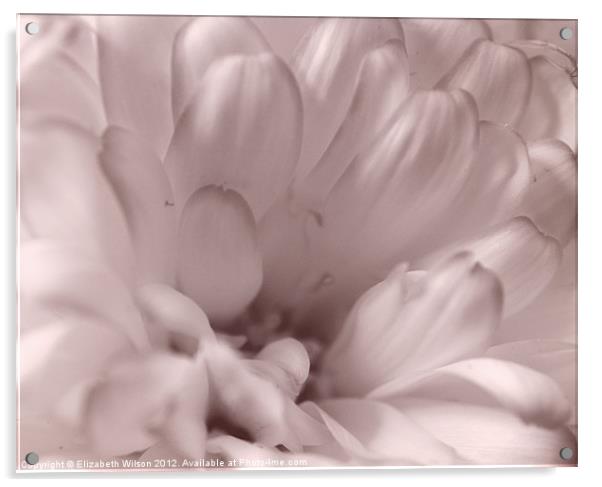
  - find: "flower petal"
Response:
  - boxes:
[19,121,134,281]
[298,39,410,206]
[391,398,576,465]
[291,18,405,179]
[176,186,263,325]
[301,399,459,465]
[86,353,207,457]
[518,139,577,246]
[421,217,562,316]
[372,358,570,429]
[202,343,328,451]
[165,53,302,219]
[100,126,178,284]
[19,15,105,133]
[135,283,216,344]
[402,18,491,89]
[486,340,576,424]
[437,39,532,126]
[255,337,311,393]
[518,56,577,150]
[171,17,270,122]
[96,15,187,156]
[20,239,149,350]
[323,253,502,397]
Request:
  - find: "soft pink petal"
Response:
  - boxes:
[19,15,105,133]
[291,18,405,179]
[402,18,491,89]
[518,57,577,150]
[255,337,311,395]
[135,283,216,344]
[302,399,459,465]
[86,353,207,457]
[518,139,577,245]
[496,237,576,343]
[165,53,302,219]
[19,121,134,281]
[100,126,178,284]
[20,240,149,350]
[251,17,318,62]
[176,186,263,325]
[298,39,410,206]
[372,357,570,429]
[392,398,576,465]
[324,253,502,397]
[171,17,270,122]
[486,340,576,424]
[96,15,187,157]
[437,39,532,126]
[420,217,562,316]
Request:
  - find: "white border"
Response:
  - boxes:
[3,0,601,485]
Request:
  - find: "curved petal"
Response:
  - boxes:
[372,358,570,429]
[202,343,329,451]
[518,139,577,245]
[19,121,134,281]
[497,237,576,343]
[301,399,459,465]
[518,56,577,150]
[437,39,532,126]
[402,18,491,89]
[176,186,263,325]
[323,253,502,397]
[135,283,216,344]
[171,17,270,122]
[291,18,405,179]
[165,53,303,219]
[96,15,187,157]
[19,15,105,133]
[255,337,311,396]
[391,398,576,465]
[486,340,576,424]
[251,17,318,62]
[298,39,410,206]
[20,318,131,419]
[85,353,207,457]
[420,217,562,316]
[100,126,178,284]
[20,239,149,350]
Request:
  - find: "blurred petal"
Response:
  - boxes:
[256,337,310,393]
[486,340,576,424]
[372,358,570,429]
[171,17,269,122]
[518,139,577,245]
[20,318,130,418]
[421,217,562,316]
[402,18,491,89]
[100,126,178,284]
[20,240,149,350]
[252,17,318,62]
[176,186,263,324]
[302,399,459,465]
[203,343,328,451]
[391,398,576,465]
[96,15,187,156]
[291,18,405,179]
[437,39,532,126]
[497,237,576,343]
[518,57,577,150]
[136,283,215,343]
[19,121,134,280]
[298,39,410,205]
[86,353,207,457]
[166,53,302,219]
[19,15,105,133]
[324,253,502,397]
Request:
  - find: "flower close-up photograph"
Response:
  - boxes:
[14,8,582,476]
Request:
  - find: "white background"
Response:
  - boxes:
[2,0,600,485]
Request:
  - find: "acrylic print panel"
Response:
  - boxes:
[17,14,577,471]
